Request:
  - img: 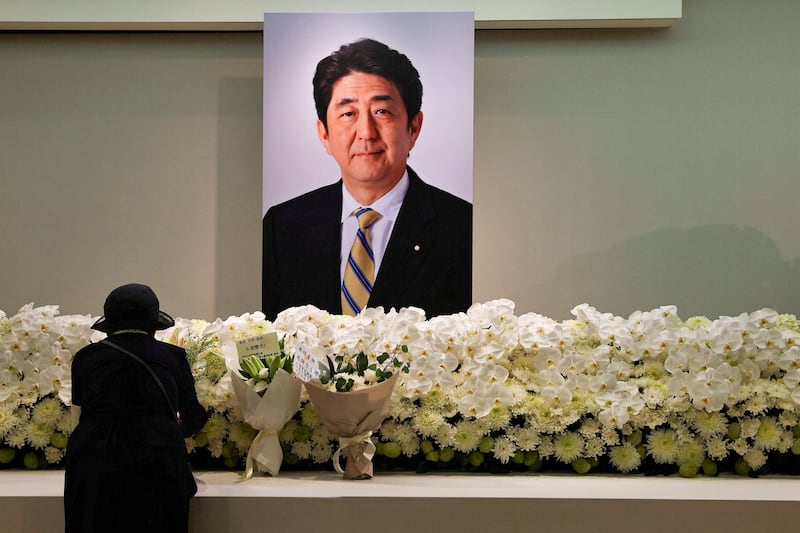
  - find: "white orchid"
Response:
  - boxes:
[4,300,800,475]
[403,352,458,398]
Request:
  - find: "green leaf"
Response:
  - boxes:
[356,352,368,374]
[240,356,264,379]
[268,356,280,381]
[326,355,336,380]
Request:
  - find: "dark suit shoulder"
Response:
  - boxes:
[404,168,472,226]
[423,182,472,218]
[264,182,341,220]
[407,166,470,202]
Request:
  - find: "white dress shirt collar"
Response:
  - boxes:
[341,171,409,223]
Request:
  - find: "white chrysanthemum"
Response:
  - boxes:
[730,437,751,456]
[452,420,484,453]
[55,410,71,433]
[419,387,451,410]
[412,408,446,437]
[633,407,670,429]
[552,432,584,464]
[609,442,641,472]
[682,316,711,330]
[671,419,693,442]
[646,429,679,464]
[743,449,767,470]
[778,411,798,429]
[291,440,313,460]
[485,404,512,430]
[27,421,53,449]
[600,425,621,446]
[492,436,517,464]
[740,418,761,439]
[394,423,421,457]
[764,381,791,402]
[310,425,333,446]
[705,436,730,461]
[5,427,26,448]
[642,383,668,408]
[506,426,541,451]
[585,437,605,458]
[726,403,746,418]
[388,397,418,420]
[777,395,796,412]
[44,445,65,465]
[434,422,456,447]
[299,403,321,428]
[0,403,22,437]
[754,417,785,451]
[665,395,692,415]
[560,400,586,427]
[17,388,39,407]
[510,368,537,390]
[31,397,64,426]
[693,411,728,438]
[207,440,224,458]
[202,413,229,453]
[184,436,198,454]
[228,422,256,455]
[777,314,800,332]
[677,440,705,469]
[513,394,541,417]
[578,418,600,438]
[310,441,333,463]
[743,394,770,415]
[537,435,555,459]
[378,419,402,442]
[778,431,794,452]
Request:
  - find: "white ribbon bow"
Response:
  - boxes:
[332,431,375,474]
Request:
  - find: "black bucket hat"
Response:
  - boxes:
[91,283,175,333]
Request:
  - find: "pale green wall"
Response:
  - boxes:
[1,0,798,321]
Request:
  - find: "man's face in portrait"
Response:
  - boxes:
[317,71,423,197]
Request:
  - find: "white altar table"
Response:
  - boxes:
[2,470,799,532]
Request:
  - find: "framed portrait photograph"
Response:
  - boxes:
[262,11,474,319]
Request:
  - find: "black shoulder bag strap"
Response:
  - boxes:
[102,339,181,425]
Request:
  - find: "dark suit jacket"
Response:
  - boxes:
[262,167,472,320]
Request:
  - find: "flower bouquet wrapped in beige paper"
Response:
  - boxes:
[230,334,302,479]
[304,371,400,480]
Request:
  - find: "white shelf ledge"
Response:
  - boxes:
[4,469,798,501]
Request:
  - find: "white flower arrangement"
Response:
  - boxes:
[2,299,800,477]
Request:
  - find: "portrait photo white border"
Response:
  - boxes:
[262,11,475,215]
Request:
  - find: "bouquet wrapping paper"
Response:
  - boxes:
[230,368,302,479]
[304,373,399,479]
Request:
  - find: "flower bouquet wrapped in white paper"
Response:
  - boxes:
[303,352,404,480]
[230,333,302,479]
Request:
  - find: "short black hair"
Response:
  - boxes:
[313,38,422,130]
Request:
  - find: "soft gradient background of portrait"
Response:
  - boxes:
[262,11,474,215]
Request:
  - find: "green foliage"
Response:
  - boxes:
[318,350,410,392]
[184,335,218,366]
[239,354,293,386]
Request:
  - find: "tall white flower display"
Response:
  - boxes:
[2,300,800,477]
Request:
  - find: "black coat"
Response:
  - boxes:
[64,333,208,533]
[262,167,472,320]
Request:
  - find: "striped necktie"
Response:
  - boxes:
[341,207,382,315]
